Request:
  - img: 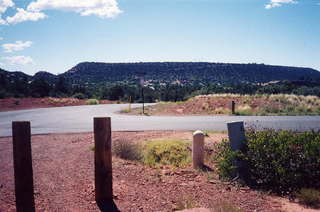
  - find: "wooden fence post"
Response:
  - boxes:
[192,130,205,169]
[12,121,35,212]
[94,117,113,203]
[227,121,248,180]
[231,101,235,115]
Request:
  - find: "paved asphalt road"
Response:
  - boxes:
[1,104,320,137]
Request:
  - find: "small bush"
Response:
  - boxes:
[210,201,245,212]
[113,139,142,161]
[143,139,191,167]
[86,99,99,105]
[295,188,320,207]
[214,129,320,194]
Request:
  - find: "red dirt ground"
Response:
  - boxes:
[0,131,306,212]
[0,97,114,112]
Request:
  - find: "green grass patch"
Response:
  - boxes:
[143,139,191,167]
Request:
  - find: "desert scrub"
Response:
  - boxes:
[86,99,99,105]
[214,129,320,194]
[112,138,142,161]
[143,139,191,167]
[174,196,197,210]
[295,188,320,208]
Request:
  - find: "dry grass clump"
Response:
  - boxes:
[210,200,245,212]
[112,138,142,161]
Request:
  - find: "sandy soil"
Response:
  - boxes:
[0,131,315,212]
[0,97,114,112]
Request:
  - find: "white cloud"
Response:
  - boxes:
[0,0,121,25]
[265,0,297,9]
[6,8,47,24]
[0,0,14,24]
[0,0,14,13]
[27,0,122,19]
[2,55,34,65]
[2,40,33,53]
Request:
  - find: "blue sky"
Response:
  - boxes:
[0,0,319,75]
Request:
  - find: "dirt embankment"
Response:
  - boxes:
[125,94,320,116]
[0,97,113,112]
[1,131,315,212]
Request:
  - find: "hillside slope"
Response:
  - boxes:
[62,62,320,84]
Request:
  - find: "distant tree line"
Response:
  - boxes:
[1,71,320,102]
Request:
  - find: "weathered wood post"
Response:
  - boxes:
[231,101,235,115]
[12,121,35,212]
[227,121,248,180]
[192,130,205,169]
[94,117,113,203]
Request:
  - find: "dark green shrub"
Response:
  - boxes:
[295,188,320,207]
[215,130,320,193]
[214,139,239,179]
[143,139,191,167]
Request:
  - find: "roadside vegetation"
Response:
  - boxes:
[127,94,320,116]
[86,98,99,105]
[214,129,320,197]
[108,130,320,210]
[112,138,191,167]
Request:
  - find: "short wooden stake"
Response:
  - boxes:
[231,101,235,115]
[94,117,113,203]
[192,130,205,169]
[12,121,35,212]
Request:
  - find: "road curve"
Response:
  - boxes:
[1,104,320,137]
